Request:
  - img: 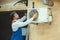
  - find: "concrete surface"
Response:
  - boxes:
[28,0,60,40]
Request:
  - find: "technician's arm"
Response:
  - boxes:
[17,16,26,22]
[12,13,37,32]
[12,18,33,32]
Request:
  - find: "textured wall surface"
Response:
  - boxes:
[29,0,60,40]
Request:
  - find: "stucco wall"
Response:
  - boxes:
[0,3,27,11]
[29,0,60,40]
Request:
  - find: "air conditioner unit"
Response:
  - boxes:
[27,7,52,23]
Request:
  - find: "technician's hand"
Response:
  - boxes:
[32,13,38,20]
